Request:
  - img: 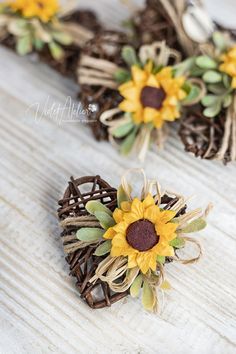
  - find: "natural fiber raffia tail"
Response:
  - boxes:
[215,94,236,162]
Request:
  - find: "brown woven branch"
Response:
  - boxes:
[58,175,188,309]
[78,30,129,140]
[179,106,233,164]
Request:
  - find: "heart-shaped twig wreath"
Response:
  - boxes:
[58,170,212,312]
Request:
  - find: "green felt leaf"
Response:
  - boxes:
[203,71,222,84]
[203,103,221,117]
[223,74,231,89]
[8,19,29,36]
[223,94,233,108]
[121,45,139,67]
[120,126,138,155]
[208,83,226,95]
[169,237,185,248]
[16,35,32,56]
[48,41,64,61]
[52,31,72,45]
[156,255,166,264]
[117,185,130,208]
[34,38,44,50]
[93,240,111,256]
[114,69,131,84]
[174,57,195,76]
[76,227,104,242]
[201,95,219,107]
[130,274,143,298]
[86,200,112,216]
[196,56,217,69]
[183,84,201,104]
[94,211,115,230]
[142,280,155,311]
[181,218,207,233]
[212,31,227,51]
[112,122,134,138]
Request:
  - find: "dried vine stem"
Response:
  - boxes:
[179,95,236,164]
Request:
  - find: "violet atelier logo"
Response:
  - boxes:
[26,96,98,125]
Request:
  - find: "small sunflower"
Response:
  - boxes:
[118,62,186,128]
[104,193,178,274]
[219,46,236,89]
[8,0,59,22]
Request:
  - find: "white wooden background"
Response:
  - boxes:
[0,1,236,353]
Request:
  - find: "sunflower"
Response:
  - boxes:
[103,193,178,274]
[219,47,236,89]
[118,62,186,128]
[8,0,59,22]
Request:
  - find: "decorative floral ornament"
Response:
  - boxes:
[8,0,59,23]
[79,41,204,160]
[178,31,236,164]
[58,170,212,312]
[118,63,186,128]
[0,0,96,64]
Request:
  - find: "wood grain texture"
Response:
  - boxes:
[0,1,236,353]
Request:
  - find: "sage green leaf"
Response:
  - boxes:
[52,31,72,45]
[208,83,226,95]
[121,45,139,67]
[181,218,207,233]
[142,280,155,311]
[114,69,131,84]
[174,57,195,76]
[48,41,64,61]
[120,127,138,155]
[183,84,201,104]
[76,227,104,242]
[201,95,219,107]
[223,94,232,108]
[130,274,143,298]
[86,200,112,216]
[203,71,222,84]
[223,74,231,89]
[196,56,217,69]
[112,122,134,138]
[8,19,29,36]
[16,35,32,56]
[94,240,111,256]
[34,38,44,50]
[190,66,205,77]
[169,237,185,248]
[212,31,227,51]
[94,211,115,230]
[203,102,221,117]
[156,255,165,264]
[117,185,130,208]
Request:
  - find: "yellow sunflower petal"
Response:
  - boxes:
[103,227,116,239]
[133,109,143,124]
[131,65,147,85]
[146,74,159,88]
[232,77,236,89]
[153,242,174,257]
[156,209,176,223]
[143,107,159,123]
[127,253,138,268]
[142,193,155,209]
[156,222,178,241]
[119,99,141,113]
[130,198,144,218]
[113,208,123,223]
[121,201,132,212]
[120,86,140,101]
[144,60,153,73]
[136,253,151,274]
[144,205,160,224]
[113,221,128,234]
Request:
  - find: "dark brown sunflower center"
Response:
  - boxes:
[37,1,44,8]
[126,219,159,252]
[140,86,166,109]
